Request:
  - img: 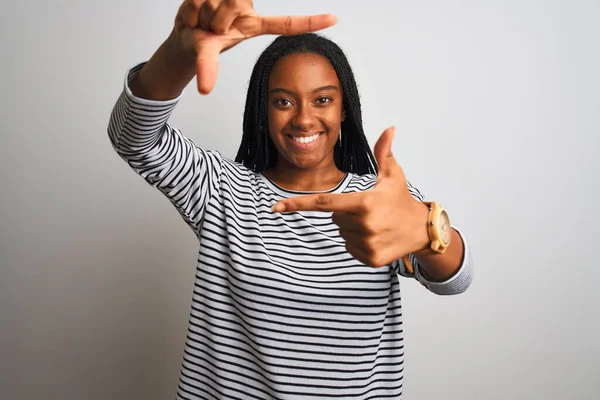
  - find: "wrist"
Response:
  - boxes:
[411,201,431,254]
[132,31,197,101]
[166,30,197,70]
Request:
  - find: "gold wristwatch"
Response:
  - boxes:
[402,202,451,274]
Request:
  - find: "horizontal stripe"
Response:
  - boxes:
[107,62,474,400]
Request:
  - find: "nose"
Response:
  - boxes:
[291,103,316,131]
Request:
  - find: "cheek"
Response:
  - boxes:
[323,112,343,134]
[324,104,343,125]
[267,110,287,137]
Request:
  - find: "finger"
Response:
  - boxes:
[331,212,365,234]
[182,0,206,28]
[345,242,370,266]
[344,239,387,268]
[195,39,221,94]
[273,192,370,214]
[344,237,390,268]
[211,2,240,34]
[373,126,398,179]
[198,0,218,30]
[259,14,337,36]
[341,229,377,253]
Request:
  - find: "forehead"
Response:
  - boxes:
[268,53,340,91]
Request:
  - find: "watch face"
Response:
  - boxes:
[439,211,451,244]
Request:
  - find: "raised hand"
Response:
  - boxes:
[272,127,431,267]
[173,0,337,94]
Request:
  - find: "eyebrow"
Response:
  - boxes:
[269,85,339,96]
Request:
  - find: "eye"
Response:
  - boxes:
[316,97,332,105]
[274,98,292,107]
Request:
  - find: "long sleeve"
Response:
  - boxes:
[395,182,474,295]
[107,63,223,236]
[411,227,474,295]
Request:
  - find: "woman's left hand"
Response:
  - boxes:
[272,127,431,267]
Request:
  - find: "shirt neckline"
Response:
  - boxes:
[258,172,352,198]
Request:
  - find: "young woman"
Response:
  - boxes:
[108,1,474,398]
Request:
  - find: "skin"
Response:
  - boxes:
[263,54,464,279]
[261,52,464,279]
[129,0,466,280]
[273,128,465,280]
[263,53,346,192]
[129,0,337,99]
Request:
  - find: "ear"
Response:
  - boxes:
[341,109,346,122]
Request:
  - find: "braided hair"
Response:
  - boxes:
[234,33,378,175]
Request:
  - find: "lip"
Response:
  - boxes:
[286,132,324,150]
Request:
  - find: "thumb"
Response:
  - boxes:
[373,126,397,178]
[195,40,221,95]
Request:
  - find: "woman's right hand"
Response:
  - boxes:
[173,0,337,94]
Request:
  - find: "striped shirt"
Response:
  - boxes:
[108,63,474,400]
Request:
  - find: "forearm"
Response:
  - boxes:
[414,228,464,282]
[129,30,196,101]
[108,62,223,235]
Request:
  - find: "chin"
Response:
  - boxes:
[287,155,323,169]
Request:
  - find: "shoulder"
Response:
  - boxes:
[220,156,263,185]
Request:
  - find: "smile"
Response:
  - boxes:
[291,133,321,144]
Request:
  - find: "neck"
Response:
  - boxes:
[264,160,346,192]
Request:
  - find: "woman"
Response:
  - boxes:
[108,0,474,398]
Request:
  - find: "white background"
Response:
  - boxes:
[1,0,598,398]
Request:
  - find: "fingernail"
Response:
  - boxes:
[272,203,286,213]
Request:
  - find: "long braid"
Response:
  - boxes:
[235,33,378,176]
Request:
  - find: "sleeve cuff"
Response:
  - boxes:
[413,226,474,295]
[123,62,184,106]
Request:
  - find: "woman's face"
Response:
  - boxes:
[267,52,345,171]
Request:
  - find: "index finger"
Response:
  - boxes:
[260,14,337,36]
[273,192,368,214]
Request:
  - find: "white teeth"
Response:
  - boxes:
[292,133,320,144]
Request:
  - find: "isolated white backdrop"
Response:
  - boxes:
[1,0,598,399]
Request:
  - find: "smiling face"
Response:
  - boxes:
[267,52,345,172]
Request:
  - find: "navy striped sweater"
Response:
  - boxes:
[108,63,474,400]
